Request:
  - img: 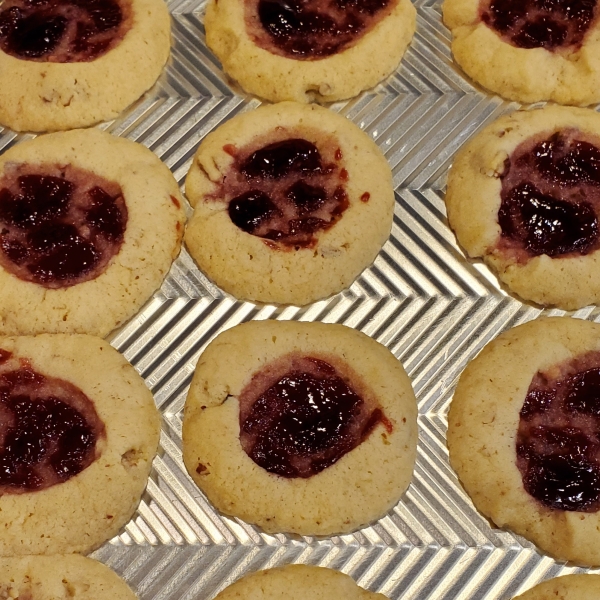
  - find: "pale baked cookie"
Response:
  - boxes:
[513,575,600,600]
[443,0,600,104]
[0,333,160,556]
[182,320,417,536]
[185,102,394,305]
[445,105,600,310]
[0,0,170,132]
[0,128,185,336]
[448,316,600,566]
[0,555,138,600]
[204,0,415,103]
[213,565,388,599]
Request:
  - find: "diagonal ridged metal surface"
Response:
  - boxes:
[5,0,600,596]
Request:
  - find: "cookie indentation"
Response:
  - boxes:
[0,362,105,493]
[481,0,597,50]
[218,133,349,248]
[246,0,395,59]
[497,130,600,260]
[517,351,600,511]
[0,0,131,62]
[0,163,127,288]
[238,354,386,478]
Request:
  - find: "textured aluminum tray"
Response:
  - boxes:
[6,0,600,597]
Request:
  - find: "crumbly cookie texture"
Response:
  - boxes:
[513,575,600,600]
[0,334,160,556]
[0,128,185,336]
[182,320,417,536]
[0,555,138,600]
[204,0,415,103]
[446,105,600,310]
[448,317,600,566]
[213,565,389,599]
[442,0,600,104]
[0,0,170,132]
[184,101,394,305]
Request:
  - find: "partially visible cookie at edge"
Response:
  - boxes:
[0,128,185,336]
[448,317,600,566]
[513,575,600,600]
[0,0,171,132]
[205,0,415,103]
[443,0,600,104]
[0,555,138,600]
[184,101,394,305]
[446,105,600,310]
[213,565,389,599]
[182,320,417,536]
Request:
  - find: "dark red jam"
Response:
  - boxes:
[246,0,395,59]
[0,163,127,288]
[481,0,597,50]
[0,0,131,62]
[497,130,600,261]
[238,354,387,478]
[517,351,600,511]
[0,358,105,493]
[219,132,351,249]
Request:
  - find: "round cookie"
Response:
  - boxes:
[513,575,600,600]
[0,555,138,600]
[446,105,600,310]
[0,128,185,336]
[0,0,170,132]
[204,0,415,103]
[448,316,600,566]
[442,0,600,104]
[182,320,417,536]
[0,333,160,556]
[184,102,394,305]
[213,565,388,599]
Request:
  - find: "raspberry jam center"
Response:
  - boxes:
[497,130,600,261]
[481,0,597,50]
[238,354,388,478]
[0,0,131,62]
[218,133,350,249]
[246,0,395,59]
[0,352,105,493]
[0,163,127,288]
[517,351,600,511]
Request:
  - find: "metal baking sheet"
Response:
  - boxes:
[5,0,600,597]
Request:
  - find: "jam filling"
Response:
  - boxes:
[218,132,351,248]
[517,351,600,512]
[238,354,388,478]
[245,0,395,59]
[0,355,105,493]
[0,0,131,62]
[497,130,600,261]
[481,0,597,50]
[0,163,127,288]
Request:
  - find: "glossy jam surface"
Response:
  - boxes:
[481,0,597,50]
[0,357,105,493]
[0,0,131,62]
[238,354,387,478]
[497,130,600,261]
[219,132,351,248]
[517,351,600,511]
[0,164,127,288]
[246,0,394,59]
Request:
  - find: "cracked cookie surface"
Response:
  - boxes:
[184,102,394,305]
[0,334,160,556]
[182,320,417,536]
[0,128,185,336]
[0,0,170,132]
